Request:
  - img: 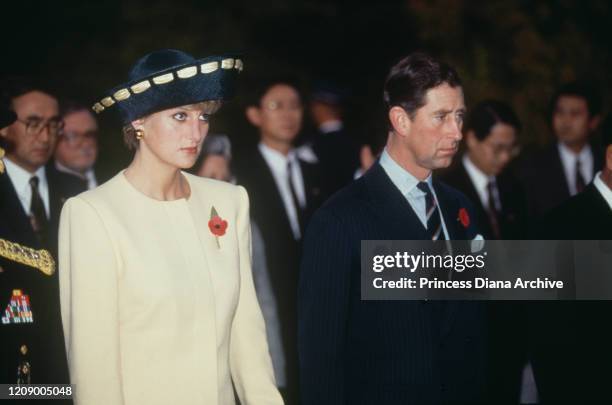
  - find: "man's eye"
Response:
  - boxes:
[199,114,210,122]
[27,120,43,129]
[173,112,187,121]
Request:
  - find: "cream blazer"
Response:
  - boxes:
[59,171,283,405]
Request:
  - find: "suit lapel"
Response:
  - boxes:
[550,145,571,199]
[433,180,465,240]
[254,149,294,228]
[363,163,429,240]
[0,170,38,247]
[299,159,322,213]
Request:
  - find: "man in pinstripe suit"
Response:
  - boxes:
[299,53,487,405]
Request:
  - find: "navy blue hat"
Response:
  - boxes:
[92,49,243,124]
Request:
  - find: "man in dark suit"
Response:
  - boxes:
[308,83,361,196]
[517,81,603,219]
[543,119,612,238]
[233,77,323,404]
[53,101,101,190]
[441,100,531,403]
[442,100,527,240]
[299,53,487,404]
[0,81,85,391]
[532,119,612,404]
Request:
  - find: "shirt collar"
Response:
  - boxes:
[258,142,297,173]
[3,157,47,194]
[379,148,432,197]
[593,171,612,211]
[558,141,592,163]
[463,154,494,192]
[319,120,343,134]
[55,160,86,179]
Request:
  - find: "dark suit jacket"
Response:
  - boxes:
[312,128,361,197]
[441,158,528,240]
[528,183,612,404]
[441,159,532,403]
[0,165,85,389]
[233,146,324,399]
[516,142,603,219]
[299,162,487,405]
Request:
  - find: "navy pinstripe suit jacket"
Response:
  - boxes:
[299,163,487,405]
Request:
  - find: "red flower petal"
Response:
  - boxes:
[208,216,228,236]
[458,208,470,228]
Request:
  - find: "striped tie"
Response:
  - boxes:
[417,182,444,240]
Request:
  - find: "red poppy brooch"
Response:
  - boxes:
[458,208,470,228]
[208,206,228,248]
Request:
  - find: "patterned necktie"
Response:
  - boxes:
[575,158,586,194]
[29,176,48,245]
[486,180,502,239]
[417,182,444,240]
[287,160,304,236]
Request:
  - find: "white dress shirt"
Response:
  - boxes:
[258,142,307,240]
[558,142,594,196]
[593,171,612,210]
[463,155,501,211]
[379,148,450,239]
[3,158,50,218]
[55,161,98,190]
[319,119,344,134]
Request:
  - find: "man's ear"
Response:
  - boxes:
[388,106,411,137]
[245,106,261,127]
[465,130,478,150]
[0,127,7,137]
[606,144,612,172]
[589,114,602,132]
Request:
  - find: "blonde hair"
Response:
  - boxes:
[122,100,223,151]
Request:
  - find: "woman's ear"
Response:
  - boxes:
[131,117,145,130]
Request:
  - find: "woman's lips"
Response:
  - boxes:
[181,147,198,154]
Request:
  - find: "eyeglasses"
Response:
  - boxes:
[261,100,303,111]
[17,118,64,136]
[484,141,521,158]
[60,130,98,146]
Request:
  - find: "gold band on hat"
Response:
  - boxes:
[177,66,198,79]
[92,57,243,114]
[131,80,151,94]
[201,61,219,74]
[152,73,174,85]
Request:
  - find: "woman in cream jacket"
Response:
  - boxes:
[58,49,283,405]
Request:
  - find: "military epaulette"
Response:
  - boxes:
[0,239,55,276]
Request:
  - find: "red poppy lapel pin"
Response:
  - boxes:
[208,206,228,248]
[458,208,470,228]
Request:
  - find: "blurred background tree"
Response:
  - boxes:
[1,0,610,174]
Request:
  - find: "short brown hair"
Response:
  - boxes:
[384,53,461,121]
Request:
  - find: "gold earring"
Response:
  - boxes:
[135,129,144,140]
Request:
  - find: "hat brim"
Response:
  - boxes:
[93,55,243,124]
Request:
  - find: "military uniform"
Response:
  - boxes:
[0,146,84,403]
[0,237,60,384]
